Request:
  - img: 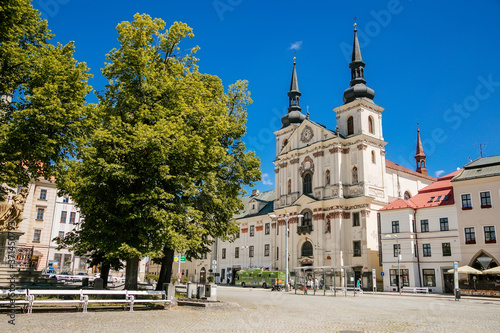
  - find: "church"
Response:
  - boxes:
[215,25,435,288]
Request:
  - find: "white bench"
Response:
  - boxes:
[0,289,29,309]
[1,289,171,313]
[401,287,429,293]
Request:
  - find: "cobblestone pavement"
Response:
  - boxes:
[3,286,500,332]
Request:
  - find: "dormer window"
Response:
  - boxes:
[428,197,435,202]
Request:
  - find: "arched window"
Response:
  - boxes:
[301,210,312,226]
[404,191,411,200]
[371,151,376,164]
[288,179,292,194]
[303,172,312,194]
[325,170,330,186]
[368,116,374,134]
[352,167,358,184]
[347,116,354,135]
[301,241,313,257]
[282,139,288,150]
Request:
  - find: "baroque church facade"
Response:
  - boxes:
[215,26,435,288]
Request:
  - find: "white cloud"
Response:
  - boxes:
[435,170,445,178]
[289,41,303,51]
[262,173,273,186]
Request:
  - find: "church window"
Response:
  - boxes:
[288,179,292,194]
[371,151,376,164]
[352,167,358,184]
[301,241,313,257]
[368,116,374,134]
[325,170,330,186]
[347,116,354,135]
[303,172,312,194]
[326,220,331,233]
[301,210,312,226]
[282,139,288,150]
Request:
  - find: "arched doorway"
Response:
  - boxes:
[469,251,499,270]
[200,267,206,283]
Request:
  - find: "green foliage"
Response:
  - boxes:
[146,274,159,282]
[207,276,215,283]
[181,276,190,284]
[57,15,260,268]
[0,0,92,194]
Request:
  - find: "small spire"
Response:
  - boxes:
[281,57,306,127]
[415,123,427,175]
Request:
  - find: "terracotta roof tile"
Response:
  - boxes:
[385,159,436,181]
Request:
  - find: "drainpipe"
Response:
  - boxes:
[413,209,422,287]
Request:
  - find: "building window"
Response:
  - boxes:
[325,170,330,185]
[203,253,207,259]
[392,221,400,233]
[235,247,239,259]
[352,167,358,184]
[301,241,313,257]
[371,150,376,164]
[353,212,360,227]
[250,225,255,237]
[265,223,270,235]
[421,220,429,232]
[63,196,69,203]
[422,269,436,287]
[33,229,41,242]
[302,211,312,227]
[404,191,411,200]
[303,172,312,194]
[353,241,361,257]
[288,179,292,194]
[389,269,409,287]
[461,194,472,210]
[54,253,62,267]
[264,244,270,257]
[58,231,64,240]
[484,226,496,244]
[423,244,431,257]
[465,227,476,244]
[63,254,72,267]
[69,212,76,224]
[347,116,354,135]
[222,248,226,259]
[36,208,45,220]
[439,218,449,231]
[393,244,401,257]
[276,247,279,260]
[368,116,374,134]
[60,211,67,223]
[442,243,451,256]
[249,246,254,258]
[236,230,240,238]
[39,189,47,200]
[480,191,492,208]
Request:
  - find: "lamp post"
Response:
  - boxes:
[386,234,401,295]
[269,213,303,292]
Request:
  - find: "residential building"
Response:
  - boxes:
[380,170,461,293]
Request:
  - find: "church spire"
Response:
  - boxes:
[415,123,427,175]
[343,23,375,104]
[281,57,306,127]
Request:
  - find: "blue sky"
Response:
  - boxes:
[33,0,500,191]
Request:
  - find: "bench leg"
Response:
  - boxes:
[28,295,34,314]
[129,295,134,312]
[83,295,88,313]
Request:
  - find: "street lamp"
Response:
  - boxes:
[269,213,303,292]
[385,234,401,295]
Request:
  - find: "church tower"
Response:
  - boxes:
[281,57,306,128]
[415,124,427,175]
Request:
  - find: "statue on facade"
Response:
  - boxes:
[0,187,29,231]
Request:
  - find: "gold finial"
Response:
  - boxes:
[293,56,296,60]
[354,23,357,27]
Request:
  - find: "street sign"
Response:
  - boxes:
[180,254,186,263]
[380,272,384,277]
[174,255,179,263]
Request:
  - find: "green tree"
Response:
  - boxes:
[0,0,92,195]
[57,14,260,290]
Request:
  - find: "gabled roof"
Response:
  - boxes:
[385,159,436,181]
[380,170,458,211]
[235,190,275,219]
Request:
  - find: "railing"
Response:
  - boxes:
[297,225,313,235]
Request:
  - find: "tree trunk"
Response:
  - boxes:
[155,246,175,291]
[125,257,139,290]
[100,262,111,289]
